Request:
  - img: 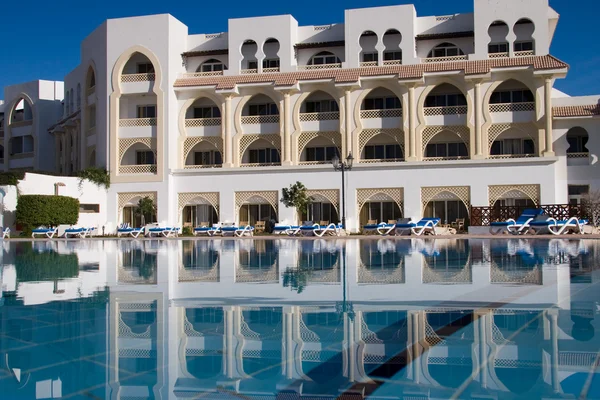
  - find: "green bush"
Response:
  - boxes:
[78,167,110,189]
[182,226,193,236]
[0,171,25,186]
[16,195,80,234]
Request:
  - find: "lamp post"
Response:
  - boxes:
[331,152,354,230]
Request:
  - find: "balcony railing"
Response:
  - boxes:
[119,164,157,174]
[240,162,281,168]
[262,67,280,73]
[184,164,223,169]
[240,69,258,74]
[559,352,600,367]
[567,152,590,159]
[299,111,340,121]
[360,109,402,119]
[489,103,535,113]
[383,60,402,66]
[298,160,331,166]
[423,55,467,63]
[360,61,378,67]
[9,119,33,128]
[181,71,224,78]
[359,158,404,164]
[119,118,157,127]
[423,156,470,162]
[514,50,535,57]
[424,105,468,116]
[488,52,509,59]
[298,63,342,71]
[488,154,535,160]
[185,117,222,127]
[241,115,280,124]
[121,73,156,82]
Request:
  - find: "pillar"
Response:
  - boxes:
[224,306,234,378]
[543,77,555,156]
[473,80,484,159]
[407,85,418,161]
[345,89,352,157]
[223,95,234,167]
[283,92,292,165]
[547,310,560,393]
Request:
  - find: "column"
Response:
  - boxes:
[224,306,234,378]
[476,310,489,388]
[345,89,352,157]
[473,81,484,159]
[411,311,422,384]
[283,92,292,165]
[543,77,555,156]
[407,85,417,161]
[284,307,294,379]
[547,310,560,393]
[223,95,234,167]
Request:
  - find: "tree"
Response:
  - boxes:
[135,196,156,226]
[582,190,600,227]
[282,268,309,294]
[281,182,311,223]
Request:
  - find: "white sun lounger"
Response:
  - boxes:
[32,227,58,238]
[314,223,342,237]
[531,217,588,235]
[1,227,10,239]
[64,227,94,238]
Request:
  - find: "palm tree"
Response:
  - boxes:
[135,196,156,226]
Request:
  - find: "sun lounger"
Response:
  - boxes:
[64,227,94,238]
[273,224,298,235]
[395,218,440,236]
[148,226,179,237]
[1,227,10,239]
[32,227,58,238]
[117,224,144,238]
[362,220,381,235]
[193,225,221,236]
[221,222,254,237]
[314,223,342,237]
[489,208,544,235]
[530,216,588,235]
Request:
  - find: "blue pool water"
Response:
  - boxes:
[0,238,599,399]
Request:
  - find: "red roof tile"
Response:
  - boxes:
[553,104,600,118]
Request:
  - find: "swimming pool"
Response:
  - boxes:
[0,238,598,399]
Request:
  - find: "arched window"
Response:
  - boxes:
[513,18,535,55]
[197,59,226,73]
[566,127,589,154]
[488,21,510,56]
[427,42,465,58]
[309,51,341,66]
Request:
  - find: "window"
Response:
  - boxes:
[362,97,401,110]
[488,43,509,54]
[262,59,280,68]
[425,142,468,158]
[490,89,534,104]
[247,60,258,70]
[568,185,589,206]
[362,52,378,62]
[80,204,100,213]
[248,103,278,116]
[200,59,225,72]
[307,202,337,223]
[514,41,534,52]
[424,200,467,225]
[567,134,589,153]
[364,201,402,224]
[304,100,339,113]
[309,52,341,65]
[88,106,96,129]
[490,139,534,155]
[428,43,465,58]
[136,150,155,165]
[384,51,402,61]
[10,135,33,155]
[248,148,280,164]
[193,106,221,119]
[137,105,156,118]
[425,93,467,107]
[194,150,222,165]
[137,63,155,73]
[89,72,96,88]
[305,146,338,162]
[364,144,403,160]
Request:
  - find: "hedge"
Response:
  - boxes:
[16,195,80,234]
[15,244,79,282]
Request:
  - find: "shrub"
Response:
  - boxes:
[0,171,25,186]
[16,195,79,234]
[182,226,193,236]
[78,167,110,189]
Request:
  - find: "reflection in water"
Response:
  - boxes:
[0,238,599,399]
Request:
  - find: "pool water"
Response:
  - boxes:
[0,238,599,399]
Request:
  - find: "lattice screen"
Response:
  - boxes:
[422,125,470,152]
[358,129,404,156]
[421,186,471,213]
[488,184,540,206]
[238,134,281,161]
[487,123,537,151]
[356,188,404,214]
[306,189,340,212]
[235,191,279,219]
[297,131,341,160]
[119,137,156,162]
[183,137,223,161]
[118,192,157,221]
[177,192,220,219]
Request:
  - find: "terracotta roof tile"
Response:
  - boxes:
[173,55,568,89]
[553,104,600,118]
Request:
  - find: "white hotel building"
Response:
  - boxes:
[1,0,599,232]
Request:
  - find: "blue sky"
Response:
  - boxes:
[0,0,598,100]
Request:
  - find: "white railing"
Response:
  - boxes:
[181,71,224,78]
[119,118,157,127]
[262,67,280,73]
[436,15,455,21]
[119,164,157,174]
[359,158,404,164]
[298,160,330,166]
[205,33,223,39]
[299,111,340,121]
[240,162,281,168]
[9,119,33,128]
[383,60,402,66]
[360,61,378,67]
[489,52,509,59]
[424,105,468,116]
[489,102,535,113]
[240,69,258,74]
[185,117,222,127]
[241,115,280,124]
[314,25,332,31]
[567,152,590,159]
[515,50,535,57]
[298,63,342,71]
[360,109,402,119]
[424,156,470,162]
[121,73,155,82]
[489,154,535,159]
[423,55,467,63]
[183,164,222,169]
[559,352,600,367]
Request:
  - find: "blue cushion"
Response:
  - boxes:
[395,223,416,228]
[221,227,238,232]
[33,228,52,233]
[65,228,85,233]
[300,226,316,230]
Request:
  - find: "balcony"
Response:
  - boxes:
[424,156,470,162]
[489,52,509,59]
[567,152,590,166]
[299,111,339,131]
[489,102,535,123]
[514,50,535,57]
[241,115,280,134]
[184,164,222,170]
[360,109,402,129]
[240,162,281,168]
[119,118,157,138]
[119,164,157,174]
[424,105,467,126]
[181,71,224,78]
[120,73,155,94]
[241,69,258,74]
[488,154,535,160]
[297,63,342,71]
[185,117,222,137]
[360,61,378,68]
[383,60,402,66]
[262,67,280,73]
[422,55,467,63]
